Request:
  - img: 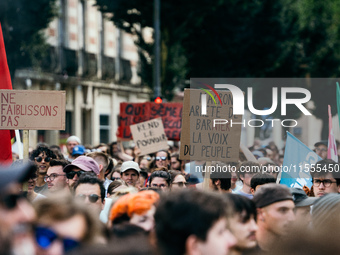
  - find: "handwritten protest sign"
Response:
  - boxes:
[130,118,169,155]
[117,102,182,141]
[0,90,65,130]
[180,89,242,161]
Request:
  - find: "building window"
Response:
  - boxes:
[100,114,110,143]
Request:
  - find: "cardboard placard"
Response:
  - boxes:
[0,90,66,130]
[130,118,168,155]
[180,89,241,161]
[117,102,182,141]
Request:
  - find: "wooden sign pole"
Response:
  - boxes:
[23,130,29,160]
[203,161,211,191]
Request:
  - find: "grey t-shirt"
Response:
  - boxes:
[34,183,49,195]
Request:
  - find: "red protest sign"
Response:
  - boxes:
[117,102,182,141]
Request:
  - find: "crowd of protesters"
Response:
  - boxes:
[2,135,340,255]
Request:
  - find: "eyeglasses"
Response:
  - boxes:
[315,148,327,153]
[35,226,79,253]
[44,174,66,182]
[313,179,337,187]
[0,193,26,210]
[66,171,85,179]
[35,156,51,163]
[111,177,121,181]
[76,194,101,203]
[156,156,167,161]
[172,182,187,187]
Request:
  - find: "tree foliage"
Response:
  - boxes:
[95,0,340,138]
[0,0,58,78]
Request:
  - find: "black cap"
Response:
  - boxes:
[0,162,36,192]
[290,188,317,207]
[314,140,328,147]
[253,183,293,208]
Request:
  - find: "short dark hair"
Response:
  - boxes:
[310,159,340,186]
[139,170,148,180]
[149,170,171,186]
[250,173,276,190]
[30,146,56,161]
[211,171,231,191]
[226,194,257,221]
[155,189,229,255]
[73,172,105,202]
[49,159,69,169]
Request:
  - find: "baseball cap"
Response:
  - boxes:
[314,140,328,147]
[0,162,37,192]
[290,188,317,207]
[253,183,293,208]
[72,145,86,156]
[121,161,141,174]
[63,156,100,175]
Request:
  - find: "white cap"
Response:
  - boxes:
[121,161,141,174]
[66,135,81,144]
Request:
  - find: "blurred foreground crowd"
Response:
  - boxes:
[2,135,340,255]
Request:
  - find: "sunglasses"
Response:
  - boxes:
[76,194,101,203]
[156,156,167,161]
[35,226,79,253]
[66,171,85,179]
[1,193,26,210]
[35,156,51,163]
[111,177,121,181]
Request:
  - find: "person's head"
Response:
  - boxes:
[250,173,276,194]
[170,152,182,171]
[49,145,65,160]
[139,155,151,170]
[30,146,57,175]
[107,180,128,197]
[310,159,340,198]
[72,145,86,158]
[95,143,109,154]
[34,193,100,255]
[237,161,261,187]
[45,159,69,193]
[290,188,317,228]
[312,193,340,231]
[314,141,328,159]
[155,150,170,169]
[262,162,279,178]
[253,184,295,238]
[0,163,36,234]
[169,170,187,190]
[138,171,148,189]
[74,173,105,216]
[87,152,110,181]
[109,142,118,157]
[149,170,171,191]
[109,190,160,232]
[120,161,141,187]
[210,170,231,192]
[63,156,100,188]
[226,194,258,251]
[66,135,81,155]
[155,189,236,255]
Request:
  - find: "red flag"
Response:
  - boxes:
[0,23,15,163]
